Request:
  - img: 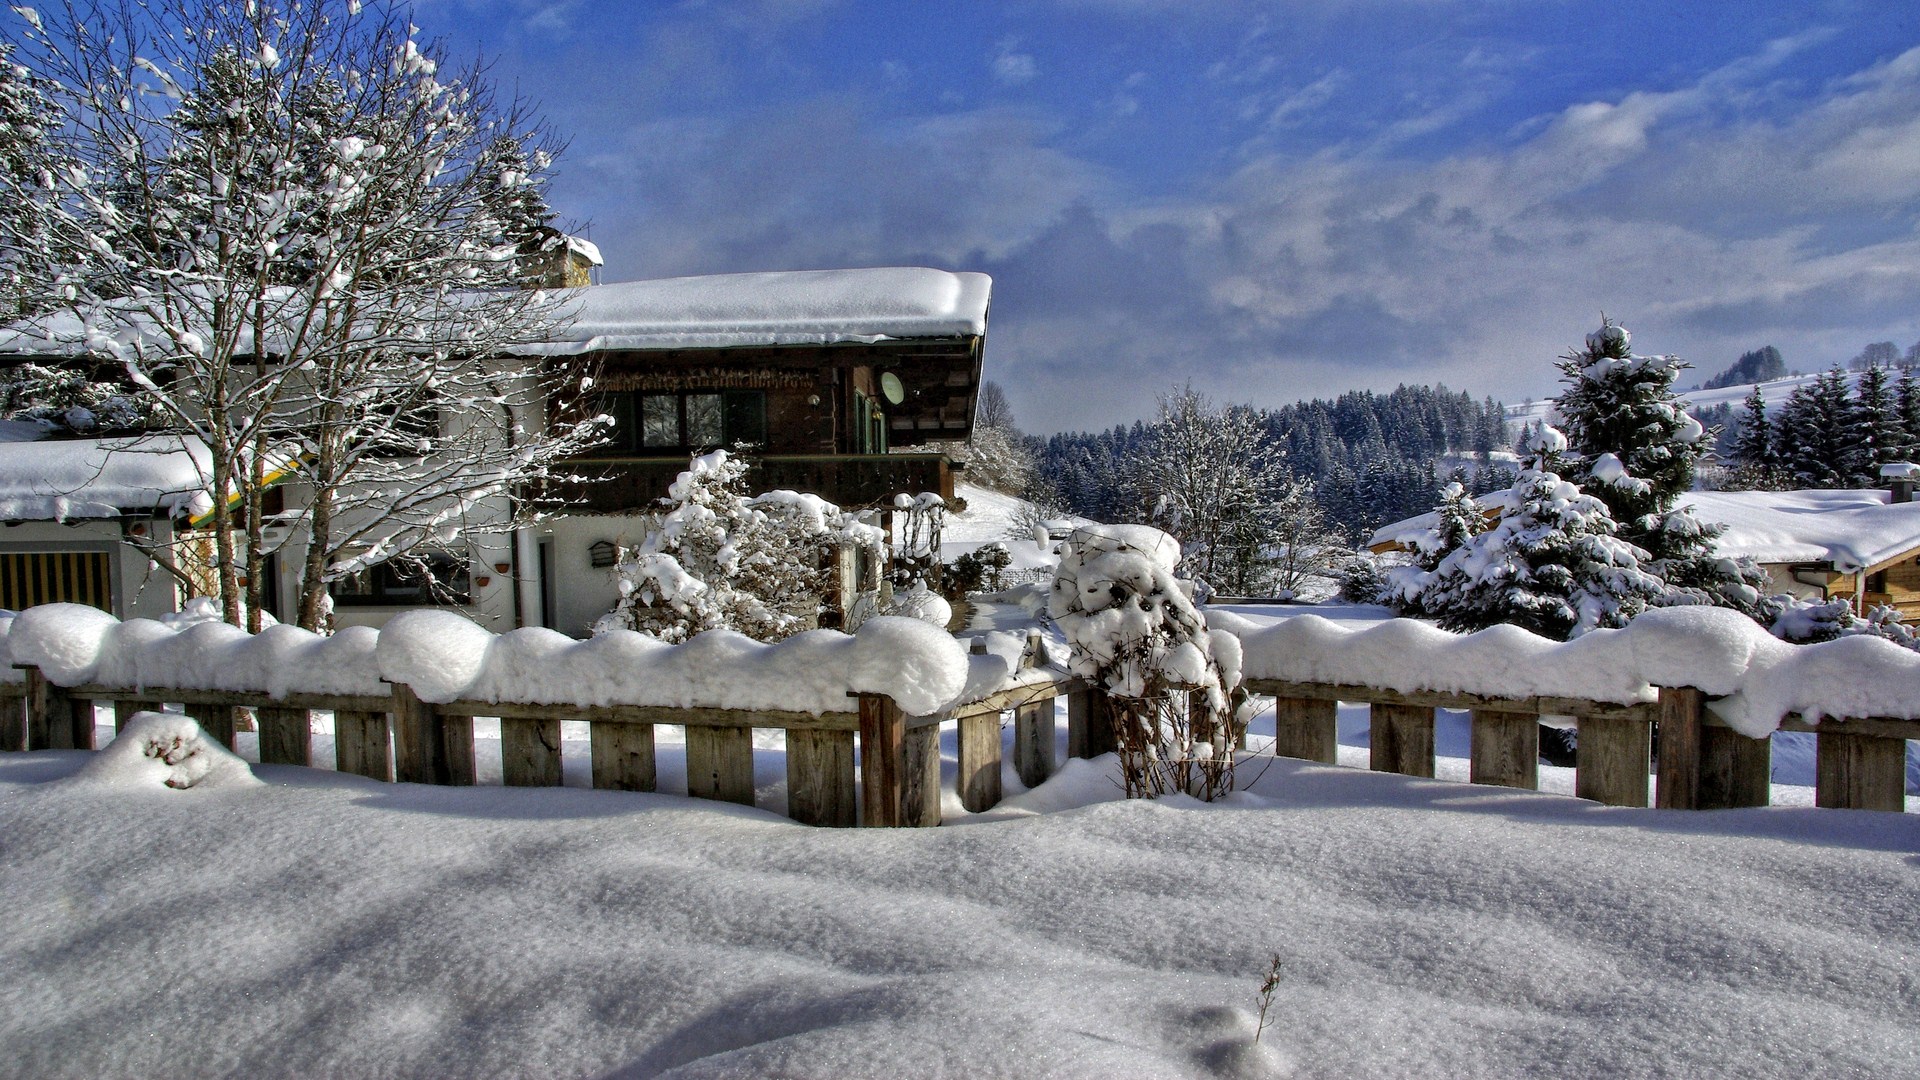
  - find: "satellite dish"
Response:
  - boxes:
[879,371,905,405]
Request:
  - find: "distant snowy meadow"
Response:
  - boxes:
[1,706,1915,1079]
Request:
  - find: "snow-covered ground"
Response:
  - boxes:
[3,709,1916,1079]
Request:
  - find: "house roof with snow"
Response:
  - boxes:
[1677,489,1920,574]
[0,429,212,522]
[1371,487,1920,575]
[509,267,992,356]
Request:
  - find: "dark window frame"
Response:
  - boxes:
[596,389,766,454]
[328,553,472,607]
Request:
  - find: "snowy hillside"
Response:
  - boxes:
[939,482,1090,573]
[1508,369,1862,428]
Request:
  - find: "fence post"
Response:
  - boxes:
[0,690,22,751]
[1369,703,1434,778]
[1013,698,1054,789]
[589,721,655,792]
[1654,687,1702,809]
[786,728,856,827]
[21,665,85,751]
[858,692,904,826]
[686,724,754,805]
[1815,728,1906,812]
[390,682,473,786]
[955,708,1003,812]
[1067,684,1115,758]
[902,717,942,828]
[1469,709,1537,789]
[256,706,311,767]
[500,715,563,787]
[1575,714,1651,808]
[112,699,162,738]
[334,709,393,782]
[1272,696,1338,764]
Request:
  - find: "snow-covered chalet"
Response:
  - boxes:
[0,265,991,635]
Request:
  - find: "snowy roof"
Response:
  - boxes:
[0,267,989,360]
[1679,489,1920,573]
[0,434,211,521]
[512,267,992,355]
[1372,487,1920,574]
[564,236,603,267]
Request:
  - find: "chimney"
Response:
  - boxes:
[1880,461,1919,504]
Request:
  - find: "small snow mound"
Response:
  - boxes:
[885,584,952,628]
[847,616,967,715]
[376,609,495,703]
[67,712,261,791]
[10,603,118,683]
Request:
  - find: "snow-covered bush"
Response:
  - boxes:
[944,542,1012,597]
[1766,595,1920,652]
[0,362,163,433]
[1050,524,1246,800]
[594,451,883,643]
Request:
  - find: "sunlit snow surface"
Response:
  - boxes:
[1,693,1915,1078]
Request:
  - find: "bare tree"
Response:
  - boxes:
[975,379,1015,432]
[1137,385,1288,592]
[6,0,603,630]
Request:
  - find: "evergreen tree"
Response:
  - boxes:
[1895,369,1920,464]
[1438,426,1665,640]
[1380,481,1483,617]
[1554,319,1759,613]
[1727,384,1777,489]
[1773,370,1855,487]
[1852,363,1899,481]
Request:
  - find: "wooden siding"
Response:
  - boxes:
[536,453,955,513]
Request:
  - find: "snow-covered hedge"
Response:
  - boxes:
[1236,605,1920,737]
[0,604,971,717]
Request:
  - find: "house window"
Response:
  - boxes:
[602,390,764,453]
[329,553,471,607]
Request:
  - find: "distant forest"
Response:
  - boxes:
[1034,386,1511,544]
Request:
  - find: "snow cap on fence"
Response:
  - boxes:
[9,604,121,684]
[1623,606,1782,695]
[1234,604,1920,735]
[376,609,970,715]
[4,604,384,697]
[376,609,497,702]
[847,615,969,715]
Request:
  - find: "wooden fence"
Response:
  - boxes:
[1245,678,1916,813]
[5,663,1909,818]
[0,663,1096,828]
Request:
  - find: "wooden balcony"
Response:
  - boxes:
[535,453,957,514]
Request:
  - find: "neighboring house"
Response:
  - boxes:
[1680,487,1920,617]
[1371,474,1920,618]
[0,265,991,636]
[0,424,210,619]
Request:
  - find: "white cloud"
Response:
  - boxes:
[992,39,1039,86]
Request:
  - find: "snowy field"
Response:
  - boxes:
[3,701,1918,1079]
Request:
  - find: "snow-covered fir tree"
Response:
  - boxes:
[594,451,883,643]
[1432,425,1666,639]
[1726,385,1778,489]
[1851,363,1901,480]
[1771,370,1857,487]
[1895,369,1920,464]
[1380,481,1483,618]
[1554,319,1764,614]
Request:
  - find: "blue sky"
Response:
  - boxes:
[425,0,1920,434]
